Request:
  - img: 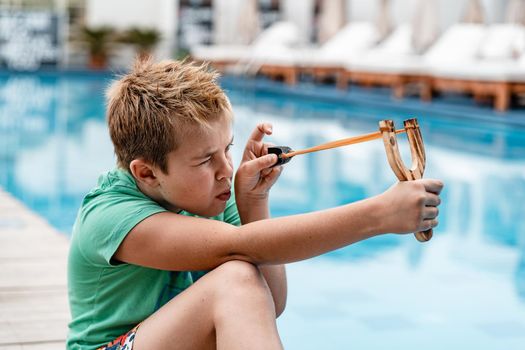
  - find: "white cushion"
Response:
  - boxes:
[424,24,487,65]
[376,24,414,55]
[190,21,300,64]
[318,22,380,59]
[479,24,525,60]
[253,21,300,48]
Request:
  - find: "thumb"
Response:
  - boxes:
[243,154,278,175]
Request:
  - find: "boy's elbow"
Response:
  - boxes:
[275,296,287,318]
[272,278,288,318]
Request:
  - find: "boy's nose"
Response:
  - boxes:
[216,156,234,181]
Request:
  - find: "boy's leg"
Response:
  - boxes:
[133,260,284,350]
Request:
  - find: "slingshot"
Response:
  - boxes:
[268,118,432,243]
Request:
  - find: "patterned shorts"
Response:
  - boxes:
[96,325,140,350]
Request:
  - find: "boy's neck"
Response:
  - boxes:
[135,180,182,214]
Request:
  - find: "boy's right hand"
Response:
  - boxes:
[377,179,444,234]
[234,123,282,203]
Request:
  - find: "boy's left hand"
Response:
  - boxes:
[235,123,283,202]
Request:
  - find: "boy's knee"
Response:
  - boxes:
[211,260,275,316]
[214,260,264,288]
[212,260,274,304]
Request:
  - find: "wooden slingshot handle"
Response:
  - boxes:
[379,119,433,242]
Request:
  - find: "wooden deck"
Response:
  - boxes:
[0,189,69,349]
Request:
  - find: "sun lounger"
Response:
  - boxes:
[338,24,422,95]
[339,23,489,100]
[427,24,525,111]
[190,21,300,72]
[254,22,380,84]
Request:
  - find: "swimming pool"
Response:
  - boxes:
[1,72,524,349]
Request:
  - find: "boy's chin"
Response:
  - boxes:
[205,206,227,217]
[188,203,227,218]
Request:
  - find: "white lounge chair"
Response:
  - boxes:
[339,23,489,100]
[427,23,525,111]
[253,22,380,84]
[190,21,300,72]
[301,22,381,69]
[339,24,422,95]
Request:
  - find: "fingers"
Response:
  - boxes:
[421,183,441,231]
[423,206,439,220]
[423,188,440,223]
[260,147,281,177]
[242,153,278,176]
[422,218,439,231]
[261,167,273,177]
[424,193,441,207]
[421,178,444,194]
[262,166,282,186]
[248,123,273,143]
[408,180,443,232]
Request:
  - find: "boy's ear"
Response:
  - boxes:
[129,159,159,187]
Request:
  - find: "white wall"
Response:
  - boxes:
[86,0,178,62]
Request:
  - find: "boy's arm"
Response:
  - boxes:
[114,178,442,271]
[232,122,287,315]
[233,123,287,316]
[237,197,287,317]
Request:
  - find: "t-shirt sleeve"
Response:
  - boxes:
[223,195,241,227]
[76,191,167,267]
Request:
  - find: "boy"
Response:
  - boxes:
[67,59,443,350]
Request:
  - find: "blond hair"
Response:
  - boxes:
[106,58,231,173]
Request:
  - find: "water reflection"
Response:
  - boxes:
[0,74,115,232]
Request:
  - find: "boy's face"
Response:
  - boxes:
[155,114,234,217]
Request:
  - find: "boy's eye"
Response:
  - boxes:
[198,158,211,166]
[196,143,233,166]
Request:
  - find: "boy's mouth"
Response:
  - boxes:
[216,189,231,201]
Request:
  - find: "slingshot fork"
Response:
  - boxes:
[379,118,432,242]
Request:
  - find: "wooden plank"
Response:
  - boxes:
[0,319,67,345]
[0,190,69,348]
[0,259,67,289]
[0,342,65,350]
[0,289,69,322]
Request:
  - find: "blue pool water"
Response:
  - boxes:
[1,72,524,349]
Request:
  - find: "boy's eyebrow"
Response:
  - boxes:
[192,136,234,160]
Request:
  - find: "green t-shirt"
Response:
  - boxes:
[67,169,240,349]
